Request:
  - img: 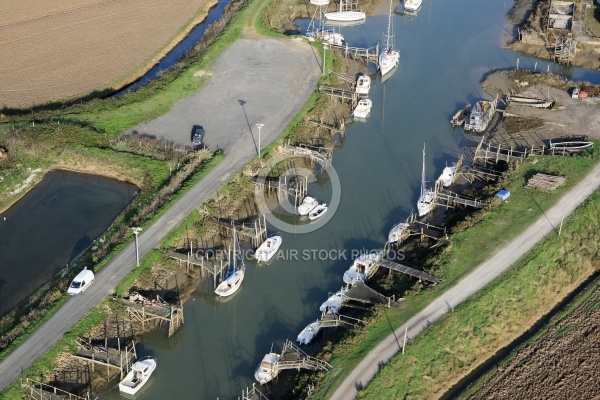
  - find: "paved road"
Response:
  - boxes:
[332,161,600,399]
[0,38,321,391]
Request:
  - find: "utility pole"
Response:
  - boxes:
[132,227,142,267]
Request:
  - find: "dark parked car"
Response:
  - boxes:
[191,125,205,146]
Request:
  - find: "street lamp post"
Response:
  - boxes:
[132,227,142,267]
[255,123,264,156]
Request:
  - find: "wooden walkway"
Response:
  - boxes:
[434,184,488,210]
[344,281,405,308]
[21,378,91,400]
[276,340,332,372]
[319,86,358,108]
[326,43,379,66]
[375,258,442,284]
[123,296,184,337]
[71,339,136,380]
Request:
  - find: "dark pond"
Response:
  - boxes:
[0,170,137,317]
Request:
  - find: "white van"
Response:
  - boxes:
[67,267,95,295]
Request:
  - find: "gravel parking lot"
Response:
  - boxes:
[132,38,321,156]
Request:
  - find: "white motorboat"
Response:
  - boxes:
[352,98,372,119]
[404,0,423,11]
[388,221,410,244]
[254,236,282,263]
[118,356,157,396]
[437,165,457,188]
[298,196,319,216]
[379,0,400,77]
[325,0,365,21]
[355,74,371,96]
[319,288,348,314]
[254,352,281,384]
[464,100,494,132]
[308,204,328,220]
[215,231,245,297]
[297,321,322,345]
[343,251,382,284]
[417,144,435,217]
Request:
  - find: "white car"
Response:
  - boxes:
[67,267,95,295]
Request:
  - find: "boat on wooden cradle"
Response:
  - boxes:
[319,288,348,314]
[464,100,493,132]
[388,221,410,244]
[309,27,345,46]
[437,165,457,188]
[450,104,471,126]
[254,352,281,384]
[352,98,372,119]
[325,0,366,22]
[254,236,282,263]
[215,231,245,297]
[379,0,400,77]
[549,140,593,151]
[118,356,157,396]
[404,0,423,12]
[355,74,371,96]
[417,144,435,217]
[343,250,382,284]
[298,196,319,216]
[297,321,322,345]
[308,203,328,220]
[508,95,553,109]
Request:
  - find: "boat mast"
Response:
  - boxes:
[421,143,427,197]
[384,0,393,51]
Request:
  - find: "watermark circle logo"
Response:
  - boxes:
[254,151,341,234]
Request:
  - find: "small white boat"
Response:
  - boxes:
[379,0,400,77]
[310,0,330,5]
[549,140,593,151]
[215,230,245,297]
[352,98,372,119]
[437,165,457,188]
[254,236,282,263]
[215,267,244,297]
[388,221,410,244]
[404,0,423,11]
[319,288,348,314]
[118,356,156,396]
[297,321,322,345]
[325,10,366,21]
[298,196,319,216]
[325,0,365,21]
[254,352,281,384]
[509,95,553,108]
[343,251,382,284]
[355,74,371,96]
[450,104,471,127]
[308,204,328,220]
[417,144,435,217]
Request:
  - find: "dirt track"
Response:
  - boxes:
[472,284,600,400]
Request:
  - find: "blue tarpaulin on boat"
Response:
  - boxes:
[496,189,510,200]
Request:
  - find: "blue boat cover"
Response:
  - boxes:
[496,189,510,200]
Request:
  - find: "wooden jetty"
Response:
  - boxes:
[122,294,184,337]
[344,281,406,308]
[70,338,136,380]
[326,42,379,66]
[274,340,332,373]
[318,310,364,328]
[239,384,270,400]
[197,212,268,248]
[434,182,489,211]
[374,257,442,285]
[319,85,358,108]
[21,378,92,400]
[386,212,447,248]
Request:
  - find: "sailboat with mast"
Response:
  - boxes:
[417,144,435,217]
[214,230,245,297]
[379,0,400,77]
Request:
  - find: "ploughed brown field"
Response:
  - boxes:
[0,0,216,108]
[472,285,600,400]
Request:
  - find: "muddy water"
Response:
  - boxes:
[96,1,600,399]
[0,170,137,317]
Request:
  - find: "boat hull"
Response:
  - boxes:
[404,0,422,11]
[215,269,245,297]
[324,11,366,21]
[379,51,399,77]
